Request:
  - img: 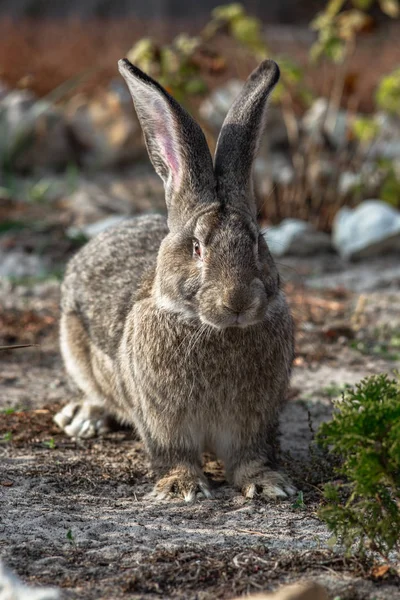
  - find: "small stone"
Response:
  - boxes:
[302,97,348,148]
[338,171,362,196]
[0,90,72,172]
[0,249,50,279]
[81,215,128,238]
[263,219,332,257]
[332,200,400,260]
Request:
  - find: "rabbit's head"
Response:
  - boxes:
[119,59,282,330]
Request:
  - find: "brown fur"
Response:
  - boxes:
[55,59,295,501]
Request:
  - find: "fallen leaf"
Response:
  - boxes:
[371,564,390,578]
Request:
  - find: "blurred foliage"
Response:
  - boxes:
[351,115,380,143]
[310,0,399,64]
[203,3,269,59]
[204,3,311,107]
[379,159,400,206]
[124,1,400,227]
[376,68,400,115]
[127,3,311,110]
[127,34,207,104]
[317,374,400,560]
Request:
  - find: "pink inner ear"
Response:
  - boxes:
[152,98,181,188]
[161,129,180,178]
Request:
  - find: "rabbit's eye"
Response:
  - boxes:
[193,239,202,260]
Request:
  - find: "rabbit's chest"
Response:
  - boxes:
[127,301,283,405]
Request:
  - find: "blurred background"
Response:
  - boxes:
[1,0,400,352]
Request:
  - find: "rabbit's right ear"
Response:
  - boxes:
[118,59,216,228]
[214,60,280,217]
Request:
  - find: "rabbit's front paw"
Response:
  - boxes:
[234,463,296,500]
[151,466,213,503]
[54,401,111,439]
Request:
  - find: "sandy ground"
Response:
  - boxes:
[1,260,400,599]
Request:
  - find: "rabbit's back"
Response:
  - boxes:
[61,214,168,355]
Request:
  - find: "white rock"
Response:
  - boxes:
[338,171,362,196]
[80,215,128,238]
[333,200,400,260]
[302,97,348,148]
[369,112,400,159]
[199,80,244,130]
[0,90,72,172]
[0,250,49,279]
[263,219,332,257]
[0,562,59,600]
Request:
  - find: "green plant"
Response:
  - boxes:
[376,68,400,115]
[204,3,269,59]
[310,0,399,65]
[43,438,56,449]
[1,432,13,442]
[291,490,306,510]
[127,34,207,105]
[380,165,400,208]
[317,374,400,560]
[27,178,53,203]
[322,383,352,398]
[0,407,17,415]
[66,529,75,544]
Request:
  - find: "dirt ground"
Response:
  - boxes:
[1,251,400,599]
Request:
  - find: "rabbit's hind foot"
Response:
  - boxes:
[53,400,111,439]
[151,465,213,503]
[234,462,296,500]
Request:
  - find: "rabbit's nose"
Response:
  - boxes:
[222,287,251,315]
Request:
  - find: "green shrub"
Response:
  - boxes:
[317,374,400,560]
[376,68,400,116]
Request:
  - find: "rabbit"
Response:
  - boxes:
[54,57,295,502]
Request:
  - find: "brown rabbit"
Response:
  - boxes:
[54,58,295,502]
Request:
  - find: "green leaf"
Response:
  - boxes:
[43,438,56,449]
[380,168,400,207]
[211,3,245,22]
[173,34,201,56]
[291,490,306,509]
[126,38,157,73]
[337,9,371,40]
[183,77,208,96]
[351,116,380,143]
[352,0,374,9]
[231,15,262,45]
[376,68,400,115]
[66,529,75,542]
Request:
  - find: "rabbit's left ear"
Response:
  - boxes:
[118,59,216,228]
[214,60,280,217]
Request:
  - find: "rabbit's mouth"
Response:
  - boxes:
[200,313,263,330]
[199,299,266,330]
